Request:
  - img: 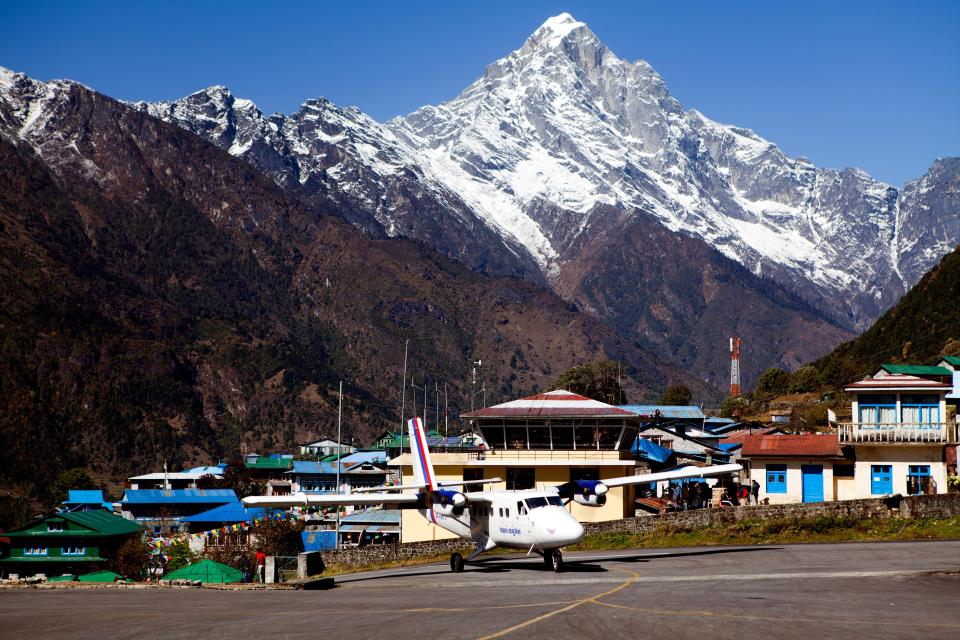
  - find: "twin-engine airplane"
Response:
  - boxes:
[245,418,741,572]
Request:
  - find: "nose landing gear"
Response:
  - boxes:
[543,549,563,572]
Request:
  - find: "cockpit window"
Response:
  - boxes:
[525,497,549,510]
[547,496,564,506]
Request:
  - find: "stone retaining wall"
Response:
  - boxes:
[584,492,960,535]
[320,493,960,568]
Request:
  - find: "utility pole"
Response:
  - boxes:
[444,383,449,441]
[335,380,343,551]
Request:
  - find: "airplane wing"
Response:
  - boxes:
[603,463,742,488]
[461,492,495,503]
[242,492,421,508]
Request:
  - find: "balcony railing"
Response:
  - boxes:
[837,422,956,444]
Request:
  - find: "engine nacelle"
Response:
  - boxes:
[430,489,467,516]
[557,479,609,506]
[572,493,607,507]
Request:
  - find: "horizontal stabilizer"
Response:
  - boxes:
[604,463,742,488]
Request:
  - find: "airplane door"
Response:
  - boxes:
[516,500,533,543]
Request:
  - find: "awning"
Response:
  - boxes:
[337,524,400,534]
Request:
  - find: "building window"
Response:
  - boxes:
[25,547,48,556]
[900,395,939,426]
[907,465,932,495]
[570,467,600,482]
[858,394,896,426]
[47,521,64,532]
[62,546,86,555]
[766,464,787,494]
[834,464,855,478]
[506,467,535,491]
[464,468,484,484]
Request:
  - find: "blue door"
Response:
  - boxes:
[871,465,893,495]
[801,465,824,503]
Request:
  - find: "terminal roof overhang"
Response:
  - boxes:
[461,390,636,419]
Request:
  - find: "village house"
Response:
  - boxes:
[741,434,848,503]
[126,466,224,490]
[61,490,114,512]
[1,510,141,577]
[841,366,955,496]
[299,439,358,457]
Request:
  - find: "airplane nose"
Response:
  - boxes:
[536,509,585,546]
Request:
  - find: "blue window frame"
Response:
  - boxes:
[766,464,787,494]
[858,394,896,427]
[907,465,932,495]
[25,547,48,556]
[61,546,86,556]
[900,395,939,427]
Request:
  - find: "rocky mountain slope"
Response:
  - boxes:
[131,14,958,386]
[0,68,688,496]
[813,244,960,386]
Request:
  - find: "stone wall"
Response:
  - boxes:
[584,492,960,535]
[320,538,473,569]
[319,493,960,569]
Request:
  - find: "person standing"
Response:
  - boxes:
[255,548,266,584]
[751,479,760,505]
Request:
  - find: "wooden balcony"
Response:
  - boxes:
[837,422,957,444]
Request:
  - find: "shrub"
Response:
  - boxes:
[110,537,152,580]
[755,368,790,395]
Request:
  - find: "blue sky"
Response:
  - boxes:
[1,1,957,185]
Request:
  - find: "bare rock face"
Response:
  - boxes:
[120,14,957,385]
[0,66,687,494]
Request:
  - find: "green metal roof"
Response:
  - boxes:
[881,364,952,376]
[6,510,141,538]
[78,570,128,583]
[1,556,107,562]
[244,458,293,470]
[942,356,960,366]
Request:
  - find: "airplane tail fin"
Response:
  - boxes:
[408,417,438,490]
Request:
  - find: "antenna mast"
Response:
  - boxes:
[730,337,742,397]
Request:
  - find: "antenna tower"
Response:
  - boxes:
[730,337,742,397]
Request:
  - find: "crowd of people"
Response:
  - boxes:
[656,479,762,512]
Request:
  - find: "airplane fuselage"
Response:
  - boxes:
[422,489,585,551]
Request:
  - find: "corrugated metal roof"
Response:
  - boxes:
[620,405,706,420]
[340,451,388,465]
[845,374,951,391]
[244,457,293,470]
[64,490,110,506]
[340,509,401,525]
[462,389,635,419]
[740,434,841,458]
[181,503,266,524]
[121,489,239,504]
[880,364,952,376]
[7,510,142,538]
[630,437,674,463]
[942,356,960,367]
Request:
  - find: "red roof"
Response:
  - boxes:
[740,434,842,458]
[719,427,781,445]
[845,374,950,392]
[461,389,635,419]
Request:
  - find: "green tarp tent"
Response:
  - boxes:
[47,574,76,583]
[164,559,242,584]
[78,570,126,583]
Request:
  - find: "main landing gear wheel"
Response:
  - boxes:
[450,553,465,573]
[544,550,564,572]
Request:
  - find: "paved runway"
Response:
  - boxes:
[2,541,959,639]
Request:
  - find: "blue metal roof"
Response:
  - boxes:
[64,490,111,505]
[121,489,238,504]
[718,442,741,451]
[619,405,706,420]
[630,438,674,463]
[289,460,340,475]
[340,509,401,525]
[181,503,266,524]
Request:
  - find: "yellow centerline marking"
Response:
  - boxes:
[475,568,640,640]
